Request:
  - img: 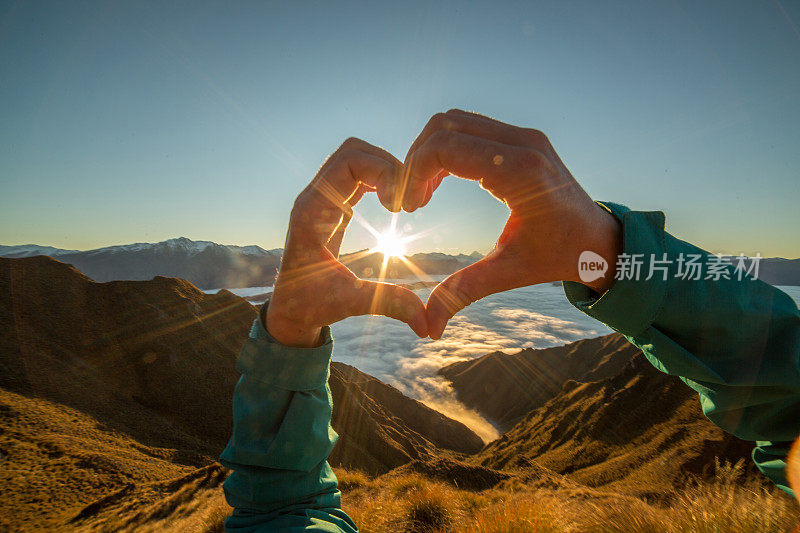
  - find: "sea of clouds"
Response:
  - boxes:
[330,282,616,441]
[208,282,800,442]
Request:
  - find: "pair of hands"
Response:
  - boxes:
[267,110,622,347]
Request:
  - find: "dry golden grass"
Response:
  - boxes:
[81,460,798,532]
[197,496,229,533]
[336,460,800,533]
[113,460,797,533]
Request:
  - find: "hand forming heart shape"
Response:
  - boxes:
[267,110,622,347]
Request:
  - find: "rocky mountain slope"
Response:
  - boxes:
[440,335,754,495]
[0,256,481,530]
[439,334,640,431]
[1,255,254,454]
[330,363,483,474]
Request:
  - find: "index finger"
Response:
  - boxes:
[402,110,554,211]
[406,109,532,159]
[405,129,556,210]
[292,141,403,245]
[311,138,402,207]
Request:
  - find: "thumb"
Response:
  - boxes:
[349,280,428,338]
[425,255,509,340]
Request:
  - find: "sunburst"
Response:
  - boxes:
[372,228,408,259]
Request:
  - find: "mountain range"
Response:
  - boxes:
[0,239,484,289]
[0,238,283,290]
[0,255,795,530]
[2,238,799,288]
[438,335,754,495]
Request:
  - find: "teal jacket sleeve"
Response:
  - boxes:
[218,304,358,532]
[563,202,800,497]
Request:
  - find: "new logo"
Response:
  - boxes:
[578,251,608,283]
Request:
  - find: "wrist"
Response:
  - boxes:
[571,203,622,293]
[265,304,322,348]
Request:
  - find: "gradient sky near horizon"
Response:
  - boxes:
[2,1,799,257]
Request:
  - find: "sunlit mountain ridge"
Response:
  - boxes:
[4,237,798,288]
[0,238,485,289]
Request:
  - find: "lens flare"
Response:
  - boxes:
[372,228,407,258]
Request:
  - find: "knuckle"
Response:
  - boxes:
[414,130,449,163]
[520,148,547,171]
[328,148,358,170]
[428,128,450,146]
[338,147,359,159]
[340,136,363,149]
[292,191,310,211]
[289,200,306,222]
[291,193,315,217]
[429,112,455,131]
[523,128,548,143]
[292,188,327,216]
[518,149,557,180]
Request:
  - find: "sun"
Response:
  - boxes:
[372,229,407,259]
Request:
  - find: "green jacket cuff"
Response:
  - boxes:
[563,202,668,337]
[236,302,333,391]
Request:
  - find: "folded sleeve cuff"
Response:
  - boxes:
[753,441,795,498]
[562,202,669,337]
[236,302,333,391]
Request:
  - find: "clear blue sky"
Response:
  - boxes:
[2,1,798,257]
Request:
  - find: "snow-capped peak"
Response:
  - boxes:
[0,238,282,259]
[0,244,78,258]
[226,244,274,256]
[84,237,279,257]
[85,237,212,255]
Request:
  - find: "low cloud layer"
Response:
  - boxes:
[215,282,800,442]
[332,284,612,442]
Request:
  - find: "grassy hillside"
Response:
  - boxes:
[1,256,797,531]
